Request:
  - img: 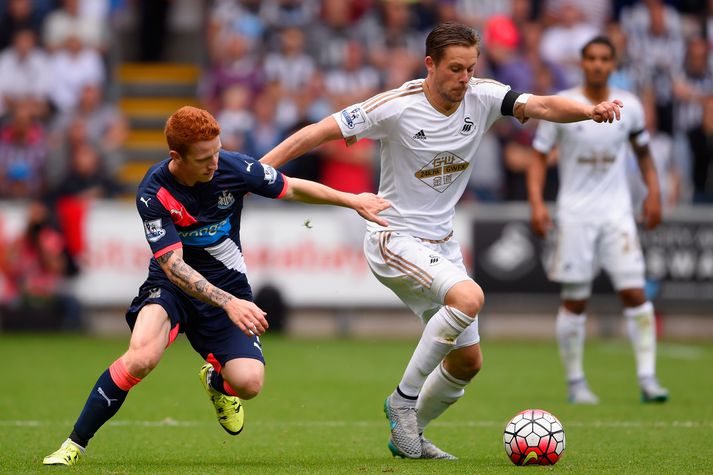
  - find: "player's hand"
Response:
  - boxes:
[530,202,552,237]
[353,193,391,227]
[223,297,268,337]
[591,100,623,123]
[642,193,662,230]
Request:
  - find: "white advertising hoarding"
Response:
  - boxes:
[1,200,473,307]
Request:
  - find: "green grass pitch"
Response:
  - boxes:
[0,333,710,474]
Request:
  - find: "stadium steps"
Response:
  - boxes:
[116,62,202,192]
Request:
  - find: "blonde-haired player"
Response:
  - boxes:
[262,22,624,459]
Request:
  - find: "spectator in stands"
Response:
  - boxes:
[606,22,637,93]
[324,40,380,109]
[51,82,128,173]
[216,84,254,151]
[0,0,44,51]
[307,0,362,70]
[201,31,264,113]
[43,0,105,52]
[688,96,713,203]
[543,0,611,31]
[360,0,422,73]
[0,99,47,199]
[243,90,284,159]
[48,33,105,114]
[207,0,265,62]
[260,0,318,30]
[621,0,685,134]
[263,26,315,94]
[2,199,82,331]
[0,27,52,118]
[674,38,713,148]
[54,142,121,200]
[317,121,377,194]
[539,2,599,87]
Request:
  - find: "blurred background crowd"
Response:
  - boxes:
[0,0,712,330]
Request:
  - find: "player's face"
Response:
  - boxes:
[428,45,477,105]
[581,44,615,88]
[183,136,221,182]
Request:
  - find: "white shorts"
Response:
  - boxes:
[364,231,480,348]
[545,216,645,298]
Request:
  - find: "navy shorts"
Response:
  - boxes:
[126,279,265,369]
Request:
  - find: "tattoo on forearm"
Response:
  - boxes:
[157,252,233,307]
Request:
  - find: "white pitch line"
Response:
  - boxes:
[2,420,712,429]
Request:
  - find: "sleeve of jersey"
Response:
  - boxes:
[628,97,650,148]
[474,81,517,129]
[331,96,396,146]
[136,194,181,258]
[242,157,287,198]
[532,120,557,154]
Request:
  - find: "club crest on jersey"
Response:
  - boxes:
[414,151,469,193]
[143,219,165,242]
[217,190,235,209]
[460,116,475,135]
[340,106,366,129]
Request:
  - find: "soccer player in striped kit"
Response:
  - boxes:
[261,22,624,460]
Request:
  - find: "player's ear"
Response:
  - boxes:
[425,55,435,73]
[169,150,182,162]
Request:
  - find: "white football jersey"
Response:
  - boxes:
[532,87,648,222]
[332,78,513,240]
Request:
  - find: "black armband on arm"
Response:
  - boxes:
[500,90,524,117]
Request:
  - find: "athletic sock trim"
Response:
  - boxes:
[108,358,142,391]
[223,381,238,397]
[396,385,419,400]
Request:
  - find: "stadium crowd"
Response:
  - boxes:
[0,0,712,328]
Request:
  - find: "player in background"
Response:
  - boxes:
[527,36,669,405]
[260,22,624,460]
[42,106,390,466]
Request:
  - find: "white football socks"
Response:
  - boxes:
[416,362,469,434]
[394,306,474,402]
[624,301,656,379]
[556,307,587,383]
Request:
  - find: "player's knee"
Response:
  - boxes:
[123,348,162,378]
[233,376,263,400]
[446,281,484,318]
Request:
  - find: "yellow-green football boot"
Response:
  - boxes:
[43,439,85,466]
[199,363,244,435]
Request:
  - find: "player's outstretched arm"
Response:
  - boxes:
[526,150,553,237]
[260,116,343,168]
[521,95,623,123]
[156,248,268,336]
[281,177,391,226]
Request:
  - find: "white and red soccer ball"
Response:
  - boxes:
[503,409,566,466]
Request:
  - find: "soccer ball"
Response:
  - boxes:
[503,409,565,465]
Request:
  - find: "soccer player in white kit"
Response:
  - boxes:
[261,23,624,459]
[527,36,669,405]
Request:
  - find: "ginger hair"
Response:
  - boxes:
[164,106,221,157]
